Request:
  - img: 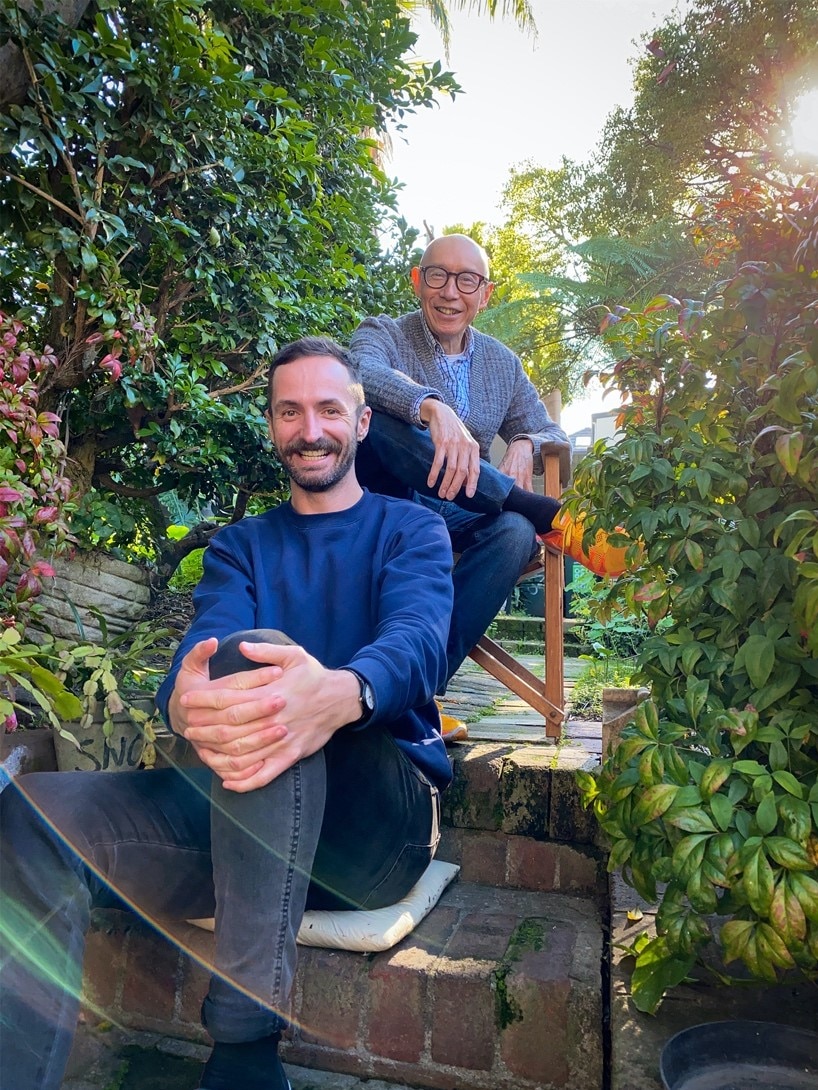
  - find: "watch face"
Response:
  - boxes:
[362,681,375,713]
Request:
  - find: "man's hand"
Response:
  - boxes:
[419,398,480,500]
[172,640,361,793]
[498,437,535,491]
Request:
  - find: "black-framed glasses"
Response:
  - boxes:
[419,265,488,294]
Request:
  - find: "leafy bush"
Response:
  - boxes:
[0,311,74,628]
[572,175,818,1012]
[0,0,455,574]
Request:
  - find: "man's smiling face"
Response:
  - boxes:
[268,355,370,494]
[411,235,494,355]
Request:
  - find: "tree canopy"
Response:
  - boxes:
[0,0,457,571]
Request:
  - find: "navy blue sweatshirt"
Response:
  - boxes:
[156,490,454,790]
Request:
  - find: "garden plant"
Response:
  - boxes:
[0,309,81,733]
[0,0,456,574]
[573,175,818,1012]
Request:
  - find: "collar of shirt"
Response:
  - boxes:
[419,313,475,364]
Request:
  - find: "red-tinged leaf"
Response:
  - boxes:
[770,878,807,945]
[644,294,680,313]
[744,844,775,916]
[634,580,666,603]
[775,432,804,475]
[721,919,753,964]
[790,873,818,922]
[30,560,56,578]
[684,539,704,571]
[757,922,795,969]
[0,555,8,586]
[33,506,59,524]
[0,486,23,503]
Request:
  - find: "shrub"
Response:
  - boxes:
[0,311,73,629]
[572,175,818,1011]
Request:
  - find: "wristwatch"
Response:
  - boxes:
[344,669,375,725]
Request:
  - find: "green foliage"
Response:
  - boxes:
[569,654,633,720]
[568,565,657,659]
[597,0,818,220]
[0,0,458,572]
[573,176,818,1011]
[54,612,176,760]
[0,625,82,733]
[166,526,205,589]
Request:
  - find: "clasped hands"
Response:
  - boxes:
[421,399,534,498]
[169,639,361,793]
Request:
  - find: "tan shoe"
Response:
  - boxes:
[435,701,469,743]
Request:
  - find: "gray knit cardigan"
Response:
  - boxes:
[349,311,569,475]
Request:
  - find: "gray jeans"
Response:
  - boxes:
[0,630,440,1089]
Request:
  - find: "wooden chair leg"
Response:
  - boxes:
[466,448,567,739]
[543,454,564,739]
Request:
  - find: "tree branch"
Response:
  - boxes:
[1,170,85,225]
[209,360,268,401]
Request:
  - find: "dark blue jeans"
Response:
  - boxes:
[357,412,539,682]
[0,631,440,1090]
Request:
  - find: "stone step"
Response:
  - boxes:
[82,881,604,1090]
[444,742,600,846]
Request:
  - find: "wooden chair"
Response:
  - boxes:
[467,443,568,739]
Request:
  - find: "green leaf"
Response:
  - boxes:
[744,844,775,915]
[721,918,754,964]
[672,833,711,881]
[607,837,634,871]
[751,665,800,712]
[631,936,696,1014]
[736,634,775,689]
[684,678,709,726]
[664,807,717,834]
[778,797,811,846]
[772,770,804,799]
[700,758,732,798]
[709,792,734,832]
[790,873,818,922]
[632,783,680,824]
[755,793,778,835]
[734,760,766,776]
[764,837,814,871]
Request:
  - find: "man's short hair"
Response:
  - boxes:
[267,336,364,411]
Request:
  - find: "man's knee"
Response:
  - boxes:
[490,511,538,562]
[210,629,295,679]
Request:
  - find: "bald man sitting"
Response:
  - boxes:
[351,234,572,717]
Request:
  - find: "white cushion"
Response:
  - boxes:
[188,858,460,953]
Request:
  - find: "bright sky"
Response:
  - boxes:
[385,0,685,431]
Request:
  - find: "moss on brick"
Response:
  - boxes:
[491,918,546,1029]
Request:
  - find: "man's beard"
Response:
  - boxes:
[278,436,358,493]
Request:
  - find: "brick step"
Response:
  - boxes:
[83,881,604,1090]
[444,742,599,845]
